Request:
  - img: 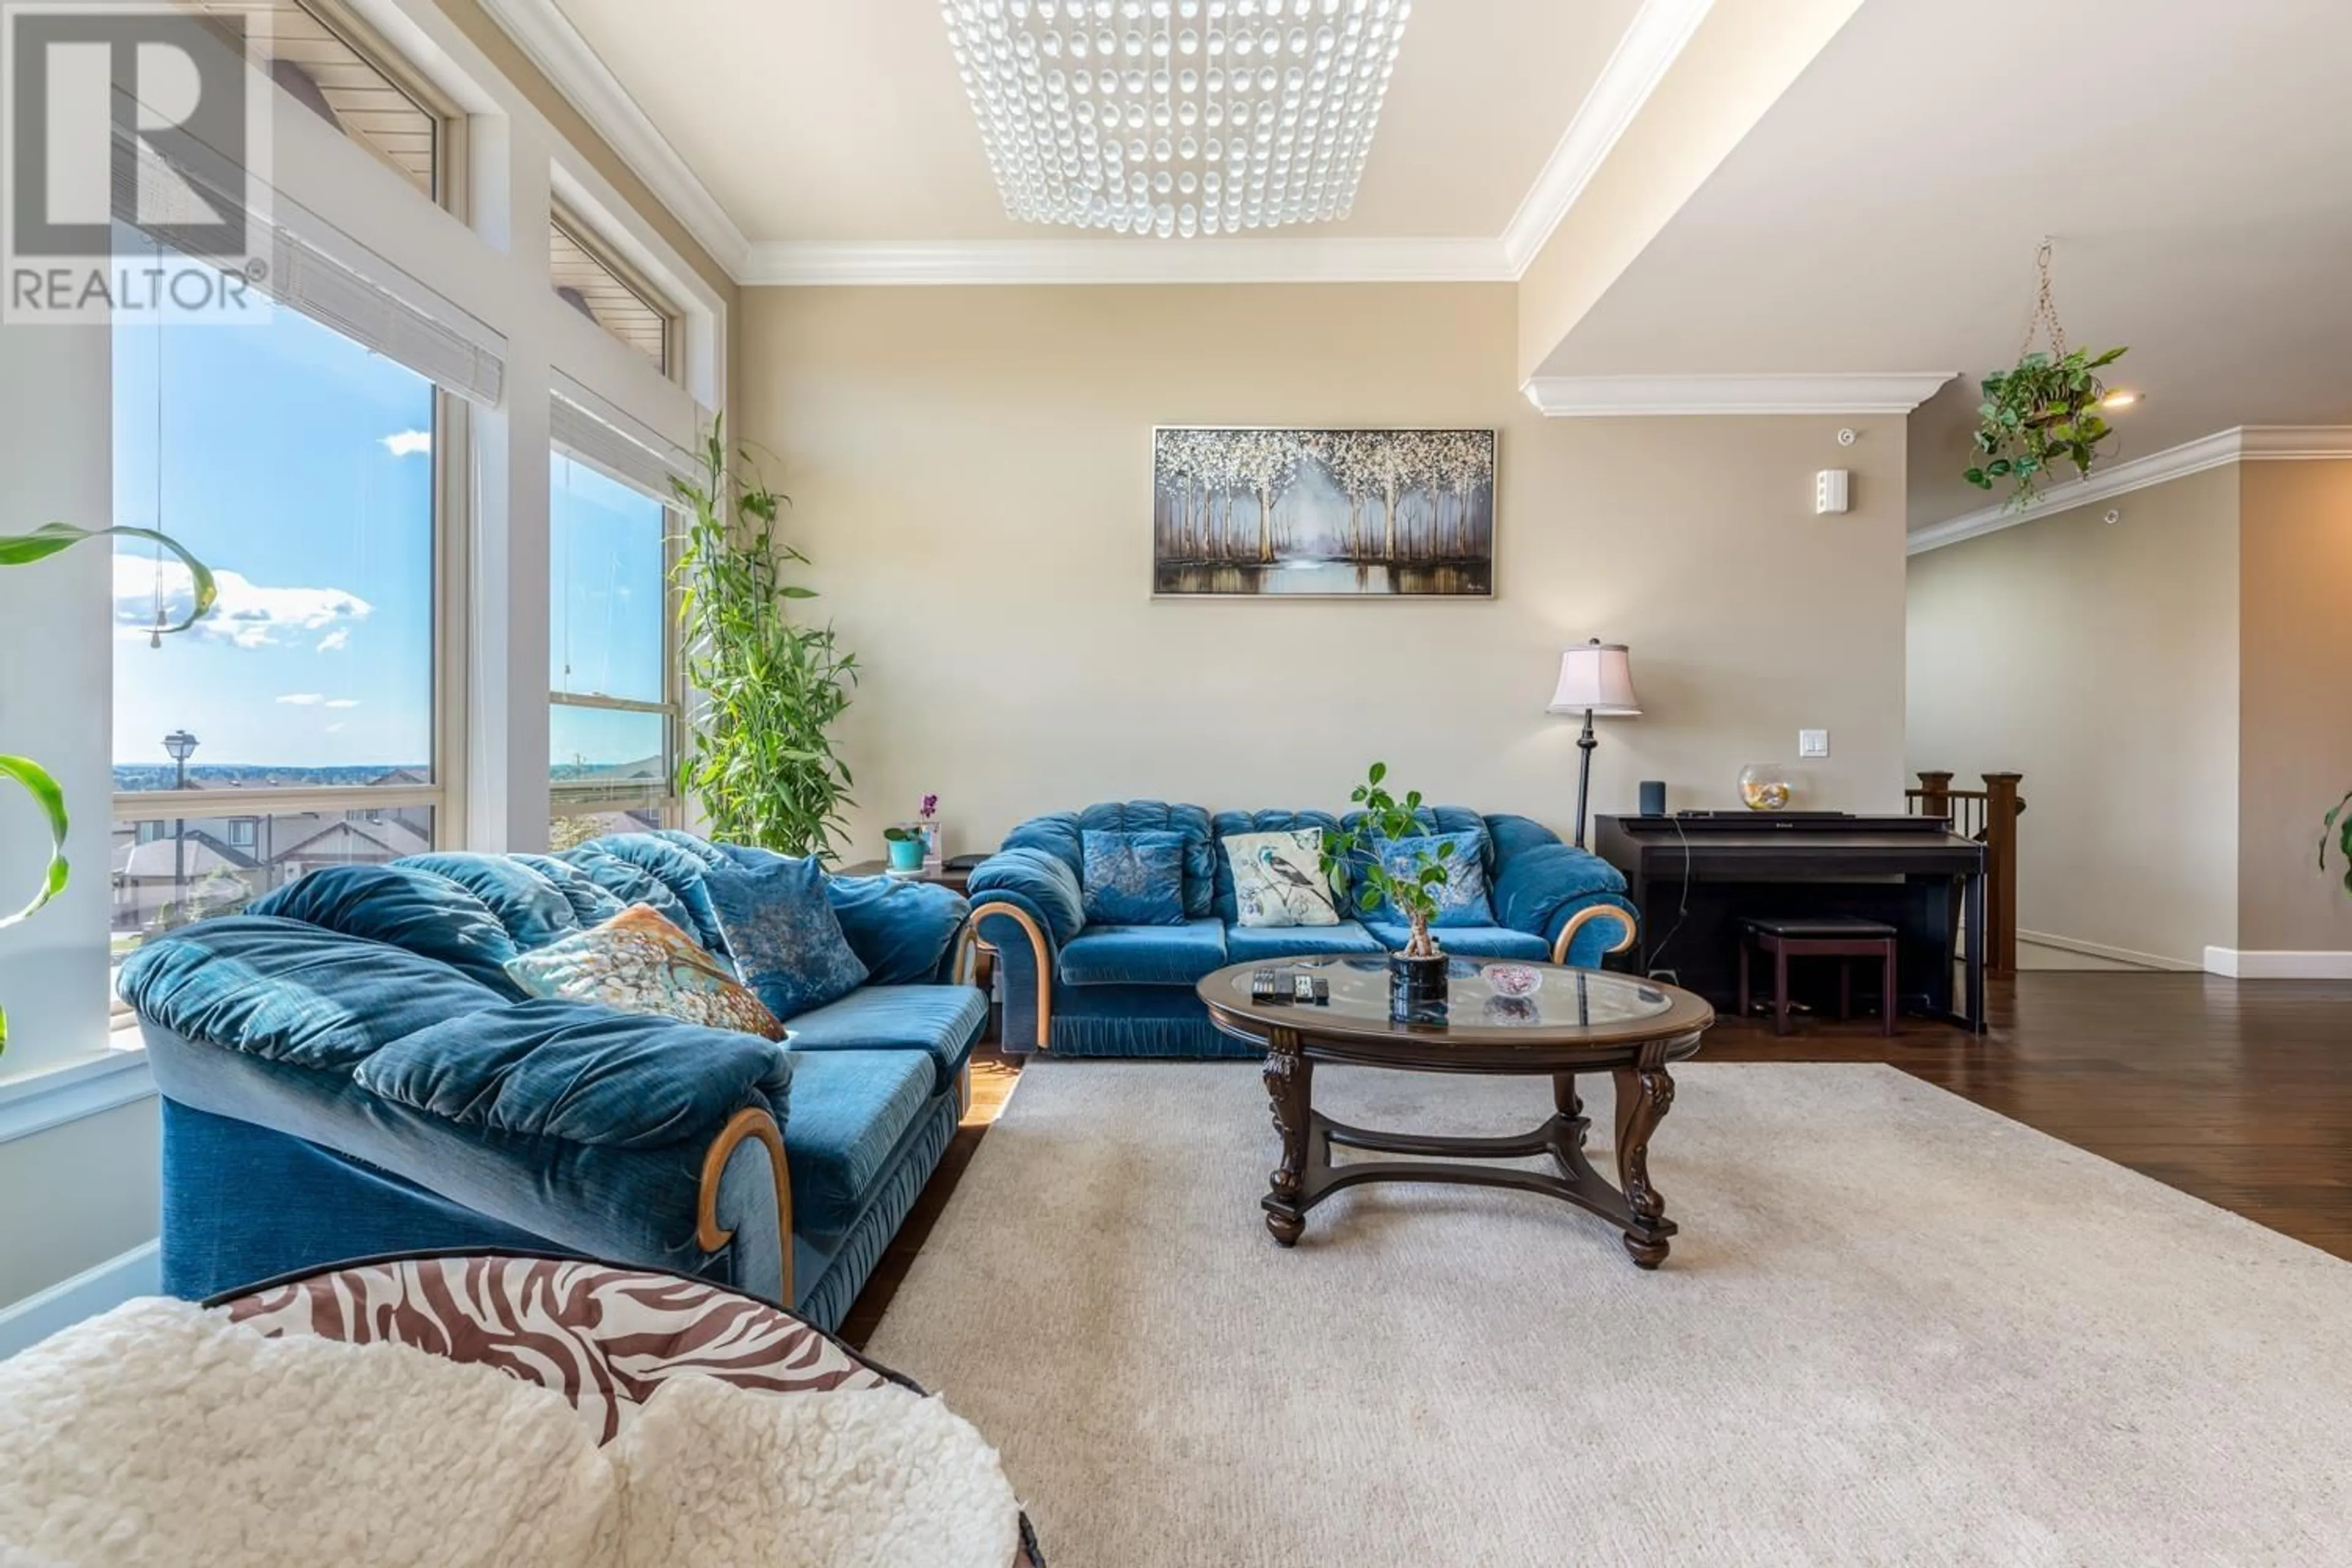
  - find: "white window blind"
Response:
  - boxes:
[550,374,703,503]
[110,127,505,406]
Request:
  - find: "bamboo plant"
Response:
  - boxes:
[0,524,217,1052]
[671,418,858,859]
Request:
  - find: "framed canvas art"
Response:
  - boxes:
[1151,426,1496,598]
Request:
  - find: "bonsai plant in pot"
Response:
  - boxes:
[1322,762,1453,1017]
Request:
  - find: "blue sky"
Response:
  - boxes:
[113,293,671,780]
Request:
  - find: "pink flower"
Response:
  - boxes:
[919,794,938,819]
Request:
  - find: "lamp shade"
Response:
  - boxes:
[1547,641,1640,716]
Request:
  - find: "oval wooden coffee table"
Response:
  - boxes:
[1198,954,1714,1267]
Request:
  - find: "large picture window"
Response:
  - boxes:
[549,452,679,847]
[110,263,447,959]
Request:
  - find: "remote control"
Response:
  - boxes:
[1291,974,1316,1003]
[1250,969,1282,1003]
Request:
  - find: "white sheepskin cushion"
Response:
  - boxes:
[614,1376,1021,1568]
[0,1298,618,1568]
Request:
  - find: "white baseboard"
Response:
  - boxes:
[0,1240,160,1362]
[2016,930,2199,972]
[2203,947,2352,979]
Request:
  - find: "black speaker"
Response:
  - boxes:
[1638,780,1667,816]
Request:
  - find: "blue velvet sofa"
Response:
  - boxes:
[116,830,981,1333]
[967,802,1638,1057]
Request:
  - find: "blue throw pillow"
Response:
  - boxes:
[1371,830,1494,927]
[1081,829,1188,926]
[701,856,869,1020]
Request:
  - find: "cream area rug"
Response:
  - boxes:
[865,1061,2352,1567]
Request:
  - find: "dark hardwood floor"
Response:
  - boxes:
[837,971,2352,1348]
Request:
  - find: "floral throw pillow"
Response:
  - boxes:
[1080,829,1188,926]
[503,903,785,1039]
[701,854,869,1021]
[1224,829,1341,929]
[1371,830,1495,928]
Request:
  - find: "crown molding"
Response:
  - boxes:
[1521,372,1953,418]
[1499,0,1715,273]
[1905,426,2352,556]
[475,0,752,279]
[739,237,1516,287]
[2237,426,2352,460]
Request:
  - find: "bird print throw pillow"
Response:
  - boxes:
[1225,829,1341,929]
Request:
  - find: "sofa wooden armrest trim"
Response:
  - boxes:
[973,900,1054,1050]
[1552,903,1639,967]
[698,1106,793,1306]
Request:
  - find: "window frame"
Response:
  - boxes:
[287,0,471,217]
[546,460,684,835]
[549,203,685,383]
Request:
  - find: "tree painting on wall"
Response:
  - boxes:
[1152,427,1496,597]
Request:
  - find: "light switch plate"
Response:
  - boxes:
[1798,729,1830,759]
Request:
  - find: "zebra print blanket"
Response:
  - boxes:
[0,1261,1028,1567]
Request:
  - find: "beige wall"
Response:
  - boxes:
[738,282,1909,859]
[2237,460,2352,952]
[1907,466,2242,967]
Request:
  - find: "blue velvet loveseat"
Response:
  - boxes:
[967,802,1638,1057]
[116,830,981,1333]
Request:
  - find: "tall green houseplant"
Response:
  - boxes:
[0,524,216,1052]
[672,419,858,859]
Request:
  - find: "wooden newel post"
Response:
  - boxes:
[1981,772,2023,978]
[1916,771,1954,823]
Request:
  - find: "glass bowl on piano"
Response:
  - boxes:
[1739,764,1794,812]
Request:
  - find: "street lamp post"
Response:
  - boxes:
[163,729,198,919]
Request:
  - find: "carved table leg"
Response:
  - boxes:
[1262,1029,1311,1246]
[1611,1058,1678,1268]
[1553,1072,1588,1150]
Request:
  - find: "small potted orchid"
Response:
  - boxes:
[884,793,939,873]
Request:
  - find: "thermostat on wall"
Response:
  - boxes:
[1815,469,1851,515]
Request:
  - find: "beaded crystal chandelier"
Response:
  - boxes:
[940,0,1412,238]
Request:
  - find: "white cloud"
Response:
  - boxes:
[324,698,359,709]
[115,556,372,649]
[326,722,347,734]
[276,693,325,706]
[380,429,432,458]
[316,629,350,652]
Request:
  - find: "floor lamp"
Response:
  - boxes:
[1547,640,1641,849]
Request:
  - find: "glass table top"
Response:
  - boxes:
[1218,954,1679,1035]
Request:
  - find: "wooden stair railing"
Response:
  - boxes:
[1905,771,2026,977]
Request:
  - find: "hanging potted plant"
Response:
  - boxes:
[1963,241,2129,511]
[1322,762,1453,1017]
